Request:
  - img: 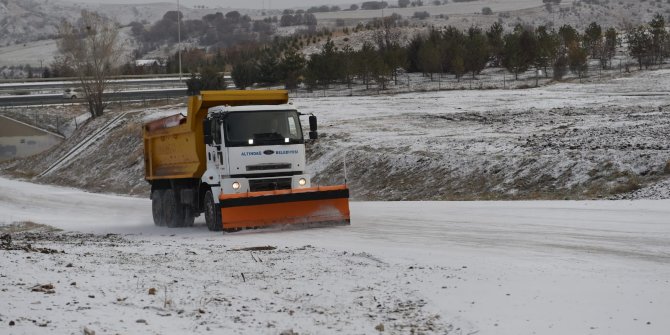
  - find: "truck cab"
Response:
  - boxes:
[202,104,315,203]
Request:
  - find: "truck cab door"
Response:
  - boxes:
[204,119,224,178]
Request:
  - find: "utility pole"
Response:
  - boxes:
[177,0,182,82]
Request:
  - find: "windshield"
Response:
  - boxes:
[224,110,304,146]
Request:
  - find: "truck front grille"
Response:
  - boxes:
[249,178,292,192]
[246,163,292,171]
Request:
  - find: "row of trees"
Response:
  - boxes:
[130,10,276,51]
[227,14,668,91]
[406,18,661,82]
[280,13,318,27]
[48,8,669,119]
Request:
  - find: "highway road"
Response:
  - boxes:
[0,88,187,107]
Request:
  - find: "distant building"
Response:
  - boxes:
[134,59,164,67]
[131,59,166,75]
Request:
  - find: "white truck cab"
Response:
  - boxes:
[202,104,316,201]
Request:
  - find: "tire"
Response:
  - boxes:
[163,189,184,228]
[181,205,195,227]
[204,190,222,231]
[151,190,165,226]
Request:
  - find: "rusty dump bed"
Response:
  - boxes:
[143,90,289,181]
[219,185,351,230]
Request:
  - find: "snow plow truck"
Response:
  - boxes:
[143,90,350,232]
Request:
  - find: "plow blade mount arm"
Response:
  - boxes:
[219,185,350,230]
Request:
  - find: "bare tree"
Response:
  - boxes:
[57,10,123,118]
[373,15,403,52]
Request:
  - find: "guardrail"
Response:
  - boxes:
[0,89,188,109]
[0,73,223,84]
[0,78,186,96]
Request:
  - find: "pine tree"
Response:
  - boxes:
[256,48,280,85]
[354,42,380,89]
[558,24,579,50]
[627,26,653,70]
[305,38,340,88]
[502,31,527,80]
[418,40,441,80]
[439,27,465,75]
[584,22,603,58]
[231,61,258,89]
[452,55,465,81]
[486,22,505,67]
[535,26,559,78]
[552,54,568,80]
[279,46,306,89]
[186,66,226,94]
[406,34,424,73]
[340,44,356,88]
[603,28,618,68]
[567,44,588,79]
[383,45,407,85]
[649,14,667,65]
[464,26,489,78]
[319,38,339,86]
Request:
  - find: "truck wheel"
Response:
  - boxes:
[182,205,195,227]
[163,189,184,228]
[204,190,222,231]
[151,190,166,226]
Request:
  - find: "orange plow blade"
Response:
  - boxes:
[219,185,350,230]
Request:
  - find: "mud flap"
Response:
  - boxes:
[219,185,350,230]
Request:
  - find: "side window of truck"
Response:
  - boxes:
[287,116,298,137]
[212,120,221,144]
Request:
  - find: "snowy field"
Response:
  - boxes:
[296,69,670,200]
[0,40,58,67]
[1,176,669,334]
[312,0,541,20]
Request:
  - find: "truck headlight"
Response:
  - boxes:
[232,181,240,190]
[298,178,307,186]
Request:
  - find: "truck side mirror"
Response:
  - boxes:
[203,119,213,145]
[308,115,318,140]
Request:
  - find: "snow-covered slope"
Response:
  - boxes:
[1,176,669,334]
[303,69,670,200]
[3,68,669,200]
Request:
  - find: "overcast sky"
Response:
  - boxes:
[62,0,355,10]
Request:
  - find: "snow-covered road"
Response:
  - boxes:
[1,176,669,334]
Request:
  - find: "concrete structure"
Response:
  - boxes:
[0,115,63,161]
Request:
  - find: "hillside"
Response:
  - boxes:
[0,0,74,46]
[1,0,667,67]
[0,0,259,47]
[1,67,669,200]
